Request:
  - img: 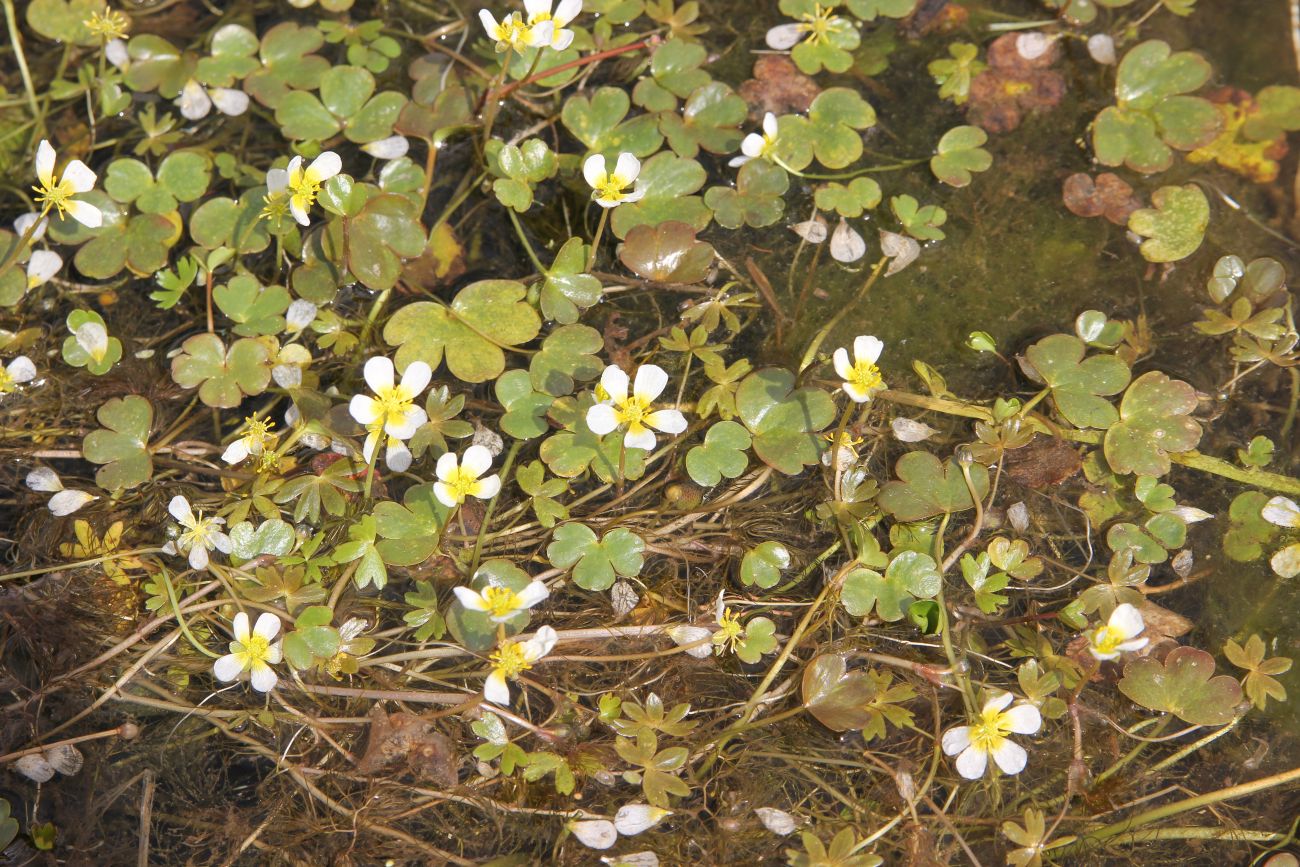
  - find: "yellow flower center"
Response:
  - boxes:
[260,191,290,222]
[481,585,524,619]
[242,416,276,452]
[85,8,129,41]
[490,640,532,680]
[714,608,744,653]
[968,705,1014,755]
[799,4,845,45]
[594,174,632,204]
[613,393,651,428]
[235,632,274,669]
[494,13,532,50]
[846,359,884,394]
[288,169,323,213]
[33,176,77,221]
[0,367,14,395]
[1091,624,1126,656]
[441,466,482,503]
[179,514,220,552]
[373,384,416,430]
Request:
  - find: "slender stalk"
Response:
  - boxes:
[587,208,609,271]
[2,0,39,121]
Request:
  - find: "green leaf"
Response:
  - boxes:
[229,518,296,560]
[373,483,446,564]
[686,420,751,486]
[61,310,123,375]
[735,368,836,475]
[733,616,777,663]
[151,256,199,309]
[1223,491,1276,562]
[26,0,102,44]
[530,324,603,397]
[547,523,645,591]
[780,87,877,169]
[705,159,789,229]
[845,0,917,19]
[538,237,602,324]
[740,540,790,589]
[633,38,711,111]
[404,580,447,641]
[1127,184,1210,263]
[930,125,993,187]
[877,451,990,522]
[659,81,747,158]
[332,515,387,590]
[324,193,427,291]
[282,605,341,670]
[540,395,648,483]
[490,138,558,212]
[197,23,260,86]
[1118,646,1243,725]
[890,194,947,241]
[801,653,916,738]
[927,42,985,106]
[610,152,710,239]
[1022,334,1131,429]
[170,333,273,408]
[841,550,942,621]
[384,280,541,383]
[561,86,664,160]
[244,21,330,109]
[0,796,17,851]
[813,177,881,218]
[189,190,272,254]
[1243,85,1300,141]
[496,369,554,439]
[213,274,291,336]
[82,395,154,490]
[1104,371,1202,476]
[782,0,860,74]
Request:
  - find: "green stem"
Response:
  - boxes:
[507,207,546,275]
[480,46,513,147]
[160,569,220,659]
[0,202,50,284]
[2,0,39,121]
[587,208,609,271]
[799,255,888,375]
[471,441,520,573]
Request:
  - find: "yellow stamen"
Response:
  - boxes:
[490,640,532,679]
[846,358,883,394]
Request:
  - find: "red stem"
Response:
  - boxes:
[491,38,654,104]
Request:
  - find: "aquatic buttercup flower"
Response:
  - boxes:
[33,140,102,228]
[73,318,110,365]
[833,335,885,403]
[177,78,249,121]
[27,250,62,290]
[222,416,277,465]
[84,7,130,41]
[586,364,687,450]
[434,444,502,507]
[453,577,549,623]
[729,112,780,167]
[941,692,1042,780]
[213,612,283,692]
[524,0,581,50]
[266,151,341,227]
[1086,603,1148,661]
[765,3,853,51]
[26,467,96,516]
[479,8,554,52]
[583,153,645,208]
[348,355,431,466]
[164,494,232,571]
[484,625,558,705]
[0,356,37,396]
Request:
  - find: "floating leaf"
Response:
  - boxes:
[686,420,751,486]
[735,368,836,475]
[171,333,273,407]
[561,86,664,160]
[213,274,291,336]
[877,452,990,522]
[813,177,881,218]
[610,152,710,238]
[1223,491,1276,562]
[930,125,993,188]
[243,22,330,109]
[660,81,747,157]
[82,395,154,491]
[633,38,711,112]
[1127,184,1210,263]
[496,369,554,439]
[706,159,789,229]
[619,221,716,283]
[1118,646,1243,726]
[841,550,942,622]
[547,523,645,591]
[740,540,791,589]
[530,325,603,398]
[779,88,877,169]
[801,653,916,738]
[1022,334,1131,429]
[538,237,602,325]
[890,194,947,242]
[1104,371,1202,476]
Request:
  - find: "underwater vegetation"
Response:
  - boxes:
[1,0,1300,863]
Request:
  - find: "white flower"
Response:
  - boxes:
[105,37,130,70]
[614,803,671,836]
[484,625,558,705]
[479,8,554,52]
[74,319,110,364]
[14,212,48,242]
[213,611,283,692]
[1086,603,1148,661]
[583,153,645,208]
[832,335,885,403]
[177,79,251,120]
[453,576,549,622]
[524,0,582,50]
[285,299,318,333]
[348,355,431,468]
[267,151,342,227]
[941,692,1042,780]
[164,494,232,571]
[26,249,62,290]
[222,416,277,465]
[434,444,502,507]
[25,467,96,516]
[33,140,102,228]
[586,364,687,450]
[361,135,410,160]
[0,356,37,395]
[765,4,852,51]
[729,112,779,167]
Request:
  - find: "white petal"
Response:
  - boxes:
[479,8,499,36]
[525,20,554,47]
[15,212,48,241]
[263,642,282,664]
[460,444,494,477]
[892,417,937,442]
[516,580,550,608]
[253,612,282,640]
[646,409,686,435]
[990,739,1028,775]
[554,0,582,24]
[27,249,62,286]
[64,199,103,228]
[792,218,828,244]
[75,321,109,360]
[168,494,195,525]
[550,27,575,50]
[586,403,619,435]
[232,611,251,643]
[361,135,409,160]
[44,743,83,776]
[400,361,432,394]
[64,159,99,192]
[832,347,853,381]
[26,467,62,492]
[1272,544,1300,578]
[285,299,318,330]
[632,364,669,402]
[842,381,873,403]
[16,754,55,783]
[190,540,211,568]
[1169,506,1213,523]
[954,745,988,779]
[754,807,797,836]
[854,335,884,365]
[435,451,459,481]
[306,151,342,182]
[179,80,212,120]
[728,154,752,168]
[765,22,804,50]
[624,425,657,451]
[526,624,558,659]
[210,88,250,117]
[1016,32,1052,60]
[213,653,245,682]
[35,139,56,186]
[222,439,251,465]
[349,394,381,426]
[363,355,395,394]
[454,586,489,611]
[48,489,95,516]
[483,669,511,705]
[1087,33,1116,65]
[762,112,778,138]
[384,407,426,441]
[667,625,713,658]
[1262,497,1300,528]
[384,439,412,472]
[524,0,552,17]
[266,168,289,194]
[620,187,646,204]
[941,725,971,756]
[1002,703,1042,735]
[7,355,36,383]
[614,804,670,836]
[984,692,1016,714]
[210,530,231,554]
[1116,637,1149,653]
[740,132,765,158]
[289,198,311,226]
[249,661,278,692]
[829,220,866,263]
[433,481,459,508]
[569,819,618,850]
[106,38,129,69]
[473,473,501,500]
[613,152,641,183]
[583,154,607,188]
[1108,603,1145,641]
